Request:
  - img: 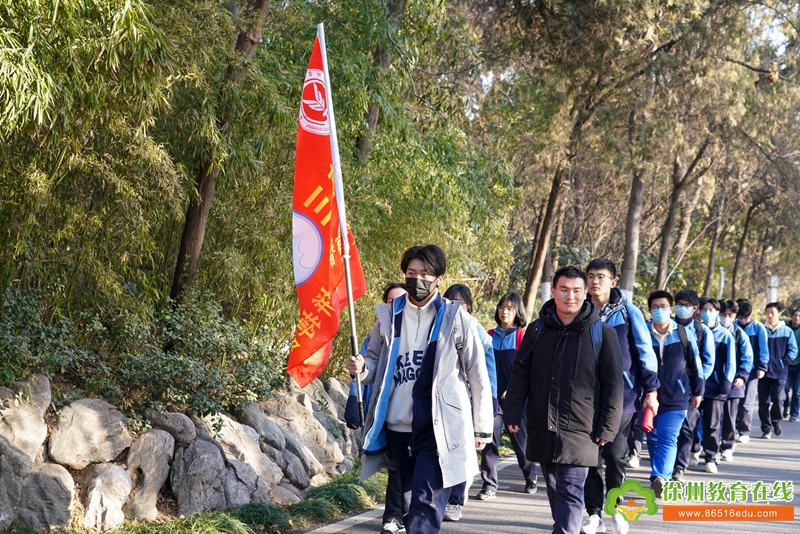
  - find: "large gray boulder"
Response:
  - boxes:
[278,426,325,478]
[0,375,51,466]
[240,403,285,451]
[223,459,269,506]
[170,441,226,516]
[0,434,33,479]
[125,429,174,521]
[15,463,73,532]
[0,456,23,531]
[268,483,301,506]
[48,398,132,470]
[83,464,132,531]
[149,411,196,445]
[282,449,311,489]
[196,414,282,486]
[261,396,344,473]
[324,378,350,419]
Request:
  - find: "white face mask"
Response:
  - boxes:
[719,315,734,328]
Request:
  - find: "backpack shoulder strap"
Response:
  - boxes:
[694,318,705,346]
[454,311,467,377]
[589,320,603,364]
[487,328,495,337]
[677,323,694,376]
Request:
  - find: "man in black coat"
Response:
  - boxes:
[505,266,624,534]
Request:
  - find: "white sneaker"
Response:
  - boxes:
[705,461,718,473]
[581,514,606,533]
[443,504,462,522]
[381,520,406,534]
[689,451,701,467]
[737,434,750,444]
[626,454,640,469]
[721,450,734,462]
[611,513,629,534]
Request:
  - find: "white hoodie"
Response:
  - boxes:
[385,295,438,432]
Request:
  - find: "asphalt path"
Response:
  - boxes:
[305,420,800,533]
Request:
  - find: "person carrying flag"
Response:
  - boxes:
[347,245,493,534]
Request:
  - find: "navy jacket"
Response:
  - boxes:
[648,319,704,411]
[704,323,738,399]
[677,317,715,379]
[765,322,798,380]
[739,319,770,380]
[488,326,522,410]
[598,288,659,414]
[724,323,754,400]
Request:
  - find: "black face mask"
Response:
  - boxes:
[405,277,435,303]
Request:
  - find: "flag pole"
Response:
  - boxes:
[317,23,364,426]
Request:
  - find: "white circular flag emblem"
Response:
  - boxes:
[292,211,323,286]
[299,69,330,135]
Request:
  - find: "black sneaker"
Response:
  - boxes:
[476,489,496,500]
[774,424,783,437]
[671,469,686,483]
[524,479,537,494]
[762,429,773,439]
[651,476,666,499]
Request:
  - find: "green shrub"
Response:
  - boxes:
[230,502,292,534]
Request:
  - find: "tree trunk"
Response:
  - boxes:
[355,0,406,161]
[671,180,703,261]
[523,166,565,314]
[170,0,272,301]
[620,169,645,296]
[731,202,757,300]
[655,139,711,289]
[704,145,731,295]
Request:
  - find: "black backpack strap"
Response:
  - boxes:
[454,311,467,378]
[677,323,694,378]
[694,318,705,348]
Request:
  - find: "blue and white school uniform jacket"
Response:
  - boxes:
[739,319,770,380]
[704,323,738,400]
[599,288,659,414]
[648,319,704,411]
[765,322,799,380]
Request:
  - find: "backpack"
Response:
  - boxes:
[528,318,604,363]
[693,318,705,348]
[675,323,697,379]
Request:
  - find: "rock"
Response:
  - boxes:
[170,441,226,516]
[313,411,353,456]
[259,443,286,471]
[310,472,331,487]
[125,429,174,521]
[0,375,51,466]
[337,456,356,474]
[281,450,311,489]
[241,403,285,451]
[278,426,324,478]
[0,434,33,479]
[268,484,300,506]
[224,460,269,506]
[261,396,344,473]
[0,456,23,531]
[15,463,74,532]
[196,414,282,486]
[83,464,132,531]
[148,411,196,445]
[48,398,132,470]
[278,482,304,501]
[324,378,349,417]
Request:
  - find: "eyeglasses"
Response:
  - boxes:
[650,304,671,311]
[587,274,611,281]
[497,305,516,312]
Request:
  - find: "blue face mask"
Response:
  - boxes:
[674,305,694,319]
[701,310,718,326]
[651,308,671,325]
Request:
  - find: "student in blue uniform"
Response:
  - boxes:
[475,292,537,502]
[717,299,753,462]
[645,290,703,498]
[735,299,770,443]
[697,297,738,473]
[759,302,798,439]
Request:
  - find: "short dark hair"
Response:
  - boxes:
[586,258,617,279]
[765,302,782,313]
[721,299,738,315]
[737,298,752,318]
[552,266,587,288]
[700,297,720,311]
[400,245,447,277]
[443,284,473,313]
[382,282,406,304]
[674,289,699,306]
[494,292,528,328]
[648,290,673,309]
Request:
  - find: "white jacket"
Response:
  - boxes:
[358,294,493,488]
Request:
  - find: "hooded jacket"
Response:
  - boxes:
[648,319,704,411]
[677,316,716,379]
[598,288,660,414]
[503,299,623,467]
[704,323,738,400]
[356,293,493,488]
[739,318,770,380]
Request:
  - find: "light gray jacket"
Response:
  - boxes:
[358,296,493,488]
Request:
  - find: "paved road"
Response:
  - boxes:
[307,420,800,533]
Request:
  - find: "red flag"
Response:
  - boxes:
[288,29,366,387]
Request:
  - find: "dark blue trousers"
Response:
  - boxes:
[387,428,449,534]
[481,412,535,491]
[384,463,404,524]
[784,366,800,419]
[539,462,589,534]
[758,377,786,432]
[674,406,701,472]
